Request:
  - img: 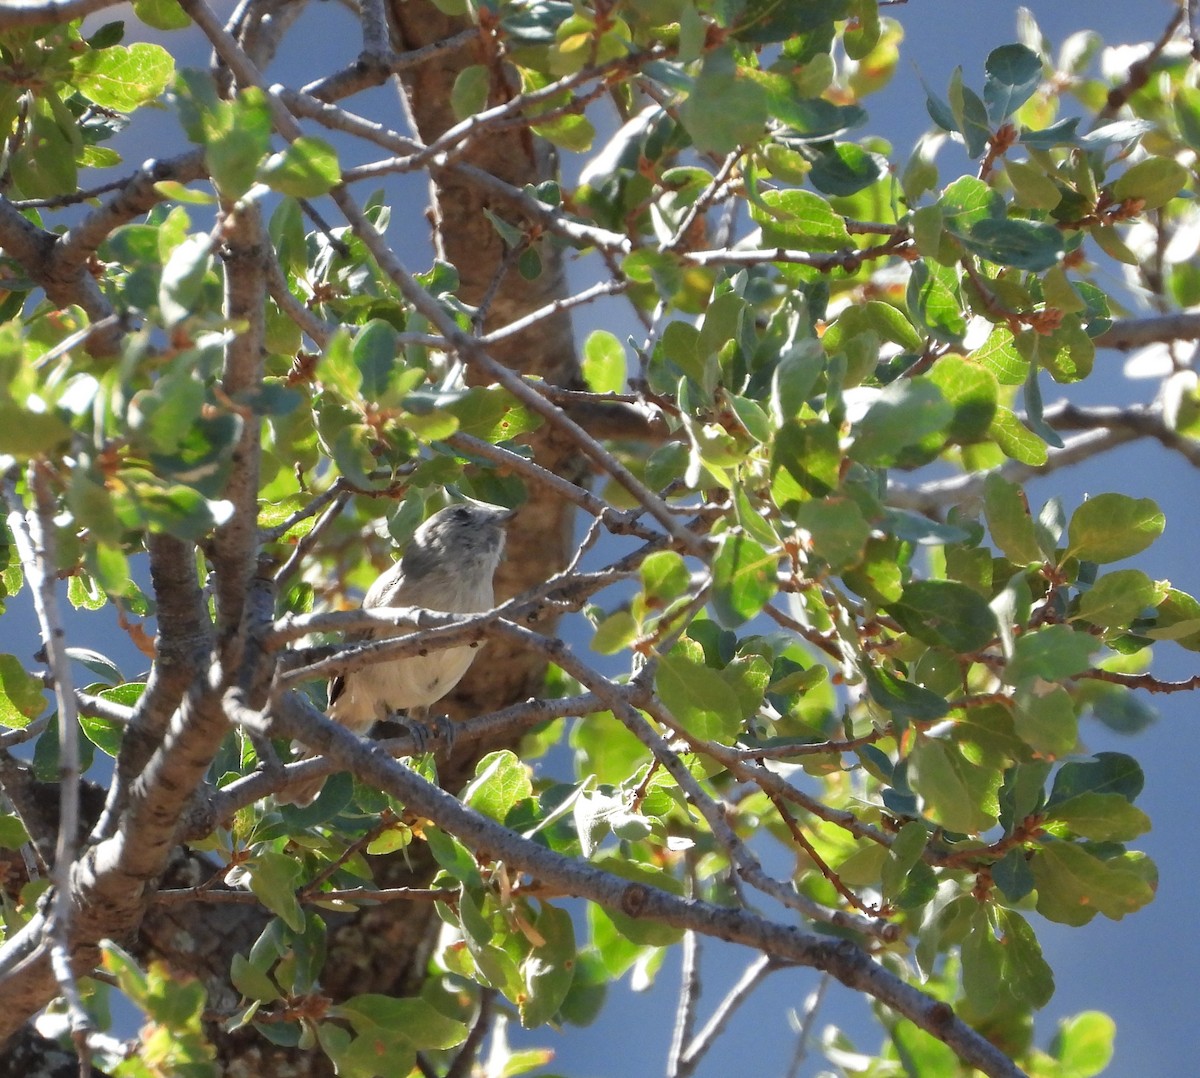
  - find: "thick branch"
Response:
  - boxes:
[1094,312,1200,350]
[209,202,268,644]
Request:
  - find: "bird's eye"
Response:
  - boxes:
[452,506,472,522]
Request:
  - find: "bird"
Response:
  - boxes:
[281,500,513,806]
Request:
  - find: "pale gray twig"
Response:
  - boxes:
[2,468,94,1063]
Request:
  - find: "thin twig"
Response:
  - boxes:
[675,954,777,1078]
[667,929,701,1078]
[784,974,831,1078]
[3,469,94,1068]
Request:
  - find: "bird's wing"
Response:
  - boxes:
[329,561,407,707]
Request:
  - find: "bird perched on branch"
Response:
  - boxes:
[282,501,514,806]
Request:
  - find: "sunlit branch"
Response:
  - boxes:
[0,0,125,29]
[2,469,92,1054]
[1095,312,1200,349]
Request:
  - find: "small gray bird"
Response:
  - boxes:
[283,501,512,806]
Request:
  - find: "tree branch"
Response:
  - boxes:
[1094,312,1200,350]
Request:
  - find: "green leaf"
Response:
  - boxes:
[887,580,997,654]
[750,189,852,252]
[463,750,532,823]
[865,666,949,722]
[364,823,412,856]
[0,404,72,457]
[983,43,1043,122]
[532,109,595,152]
[582,330,626,394]
[1045,792,1151,841]
[590,610,638,656]
[1090,688,1156,735]
[989,405,1048,466]
[247,851,305,932]
[909,738,1001,834]
[593,856,684,946]
[333,995,468,1051]
[351,320,398,401]
[1012,685,1077,757]
[1175,86,1200,151]
[792,497,871,570]
[907,259,967,343]
[679,46,768,154]
[259,136,341,198]
[1048,752,1143,806]
[205,88,272,199]
[771,420,840,501]
[939,176,1004,236]
[984,473,1042,563]
[990,907,1054,1011]
[657,638,744,741]
[711,532,776,627]
[1008,624,1098,684]
[231,953,280,1003]
[451,65,489,121]
[132,0,191,31]
[947,67,992,157]
[10,103,77,198]
[641,551,690,606]
[770,340,825,420]
[850,379,954,465]
[1076,569,1163,629]
[1006,160,1063,210]
[960,906,1004,1015]
[1051,1011,1115,1076]
[1111,157,1188,211]
[1032,843,1155,925]
[73,43,174,111]
[966,217,1064,272]
[973,324,1029,385]
[442,386,541,442]
[1144,587,1200,649]
[158,233,213,326]
[924,354,998,443]
[0,654,46,728]
[519,902,577,1028]
[1066,494,1164,564]
[807,141,884,196]
[0,814,30,849]
[881,820,928,902]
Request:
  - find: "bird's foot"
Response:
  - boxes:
[395,708,455,758]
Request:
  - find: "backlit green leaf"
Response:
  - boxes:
[751,189,852,252]
[1008,624,1098,683]
[1076,569,1163,629]
[909,738,1001,834]
[1032,843,1155,925]
[711,532,776,626]
[984,473,1043,563]
[73,43,174,112]
[259,137,341,198]
[1111,157,1188,210]
[0,655,46,728]
[657,638,744,741]
[582,330,627,394]
[1045,792,1151,841]
[1066,494,1164,564]
[519,902,577,1028]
